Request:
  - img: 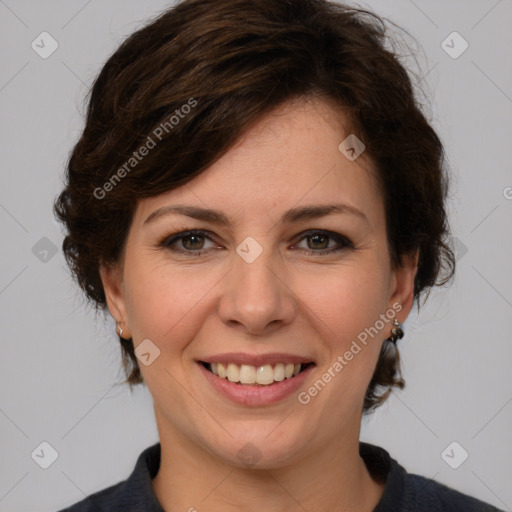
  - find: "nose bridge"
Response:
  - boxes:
[218,235,295,333]
[234,236,282,306]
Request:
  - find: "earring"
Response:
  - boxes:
[117,323,124,337]
[388,319,404,344]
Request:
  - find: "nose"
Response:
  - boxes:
[217,245,297,336]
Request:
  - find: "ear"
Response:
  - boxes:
[387,250,419,320]
[99,262,130,337]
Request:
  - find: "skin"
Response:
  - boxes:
[100,97,418,512]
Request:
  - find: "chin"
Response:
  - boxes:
[205,428,309,470]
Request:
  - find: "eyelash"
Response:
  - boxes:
[158,229,354,257]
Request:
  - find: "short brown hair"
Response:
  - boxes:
[54,0,455,413]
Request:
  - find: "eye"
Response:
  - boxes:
[158,228,354,257]
[294,230,354,255]
[159,230,219,255]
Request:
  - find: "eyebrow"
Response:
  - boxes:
[143,203,368,226]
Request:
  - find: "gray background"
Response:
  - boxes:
[0,1,511,511]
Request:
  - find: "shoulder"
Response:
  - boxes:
[56,443,164,512]
[401,473,504,512]
[359,442,505,512]
[56,481,125,512]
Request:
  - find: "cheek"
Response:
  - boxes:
[293,262,389,400]
[296,263,389,340]
[123,257,218,344]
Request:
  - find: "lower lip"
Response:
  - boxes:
[198,363,315,406]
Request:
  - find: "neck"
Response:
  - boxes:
[152,417,385,512]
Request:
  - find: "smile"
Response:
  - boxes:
[201,361,315,386]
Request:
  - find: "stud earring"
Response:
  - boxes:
[388,319,404,344]
[117,323,124,337]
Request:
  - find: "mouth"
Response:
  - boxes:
[199,361,316,386]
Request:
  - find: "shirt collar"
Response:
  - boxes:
[121,441,401,511]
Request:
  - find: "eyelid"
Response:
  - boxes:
[159,229,220,250]
[292,229,354,249]
[158,228,354,256]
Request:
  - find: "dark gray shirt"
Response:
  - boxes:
[57,442,505,511]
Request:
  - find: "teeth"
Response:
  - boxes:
[217,363,226,378]
[240,364,256,384]
[226,363,239,382]
[274,363,285,381]
[256,364,274,385]
[206,361,309,386]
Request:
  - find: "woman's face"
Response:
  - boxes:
[101,97,417,468]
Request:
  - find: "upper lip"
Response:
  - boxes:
[198,353,315,367]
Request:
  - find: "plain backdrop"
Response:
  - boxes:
[0,1,511,511]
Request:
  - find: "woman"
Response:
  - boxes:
[54,0,504,510]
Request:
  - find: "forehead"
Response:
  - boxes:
[133,98,383,229]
